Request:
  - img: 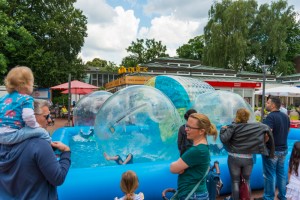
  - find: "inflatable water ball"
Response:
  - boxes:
[145,75,215,120]
[94,85,182,163]
[73,91,112,126]
[192,90,255,130]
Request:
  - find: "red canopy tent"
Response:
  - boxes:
[51,80,98,126]
[61,88,95,95]
[51,80,98,90]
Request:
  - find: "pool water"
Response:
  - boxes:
[70,137,101,168]
[69,133,297,169]
[70,135,159,168]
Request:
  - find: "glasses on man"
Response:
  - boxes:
[43,114,51,120]
[44,114,55,126]
[35,113,54,126]
[185,124,201,131]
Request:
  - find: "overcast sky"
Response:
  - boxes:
[75,0,300,65]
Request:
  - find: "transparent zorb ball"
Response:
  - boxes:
[73,91,112,126]
[145,75,215,121]
[192,90,254,155]
[94,85,182,164]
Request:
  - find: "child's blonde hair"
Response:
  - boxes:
[5,66,34,93]
[120,170,139,200]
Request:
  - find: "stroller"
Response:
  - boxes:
[162,161,223,200]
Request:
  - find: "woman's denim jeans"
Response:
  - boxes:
[262,150,287,200]
[179,192,209,200]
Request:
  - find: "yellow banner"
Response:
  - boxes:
[118,66,148,74]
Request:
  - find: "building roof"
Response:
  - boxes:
[278,73,300,79]
[149,57,201,65]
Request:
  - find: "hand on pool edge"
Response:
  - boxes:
[51,141,70,152]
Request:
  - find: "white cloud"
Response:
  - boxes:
[75,0,116,24]
[76,1,140,64]
[76,0,212,65]
[76,0,300,65]
[138,14,204,56]
[143,0,213,20]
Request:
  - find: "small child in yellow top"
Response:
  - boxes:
[114,170,144,200]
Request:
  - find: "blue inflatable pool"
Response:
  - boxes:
[51,127,300,199]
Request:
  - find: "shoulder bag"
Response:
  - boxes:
[170,166,210,200]
[239,174,250,200]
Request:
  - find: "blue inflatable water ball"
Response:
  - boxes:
[145,75,215,120]
[191,90,254,155]
[192,90,255,130]
[73,91,112,126]
[94,85,181,164]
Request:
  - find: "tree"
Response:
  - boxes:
[122,38,169,67]
[0,0,87,87]
[176,35,205,60]
[105,61,118,72]
[204,0,257,71]
[285,24,300,74]
[249,0,298,75]
[85,58,118,72]
[86,58,108,68]
[204,0,300,75]
[121,55,139,68]
[0,0,36,74]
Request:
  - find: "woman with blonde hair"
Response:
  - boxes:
[220,108,252,200]
[114,170,144,200]
[220,108,274,200]
[170,113,218,200]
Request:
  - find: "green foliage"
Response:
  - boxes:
[204,0,300,75]
[121,55,139,68]
[176,36,205,60]
[249,0,297,75]
[0,0,36,73]
[86,58,107,68]
[204,0,257,71]
[0,0,87,87]
[85,58,118,72]
[284,18,300,74]
[122,38,169,67]
[52,94,68,106]
[105,61,118,72]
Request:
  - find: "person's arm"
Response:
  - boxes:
[22,97,40,128]
[22,108,40,128]
[177,126,184,151]
[51,141,71,152]
[219,124,234,143]
[122,153,132,165]
[35,140,71,186]
[264,133,269,143]
[170,157,188,174]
